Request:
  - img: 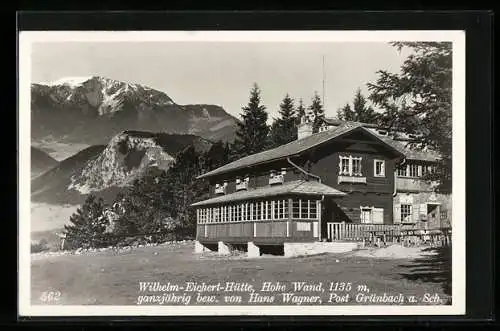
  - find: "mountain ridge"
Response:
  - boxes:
[31,147,59,178]
[31,131,213,205]
[31,76,238,146]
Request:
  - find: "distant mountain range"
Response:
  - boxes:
[31,76,238,146]
[31,131,212,205]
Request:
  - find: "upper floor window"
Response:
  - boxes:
[374,159,386,177]
[409,164,420,177]
[397,166,408,177]
[422,164,437,176]
[339,155,363,177]
[397,163,422,178]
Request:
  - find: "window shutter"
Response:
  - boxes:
[372,208,384,224]
[413,204,420,223]
[394,204,401,224]
[338,157,342,175]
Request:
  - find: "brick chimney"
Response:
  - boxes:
[297,110,315,140]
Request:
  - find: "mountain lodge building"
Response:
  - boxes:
[191,114,451,257]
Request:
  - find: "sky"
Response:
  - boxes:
[31,41,411,121]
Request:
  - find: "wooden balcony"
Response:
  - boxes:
[337,175,367,184]
[396,177,434,192]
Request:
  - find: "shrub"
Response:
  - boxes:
[31,239,49,253]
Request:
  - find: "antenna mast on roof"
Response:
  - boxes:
[322,55,326,107]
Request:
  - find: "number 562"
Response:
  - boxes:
[40,291,61,303]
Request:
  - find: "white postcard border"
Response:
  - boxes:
[18,30,466,317]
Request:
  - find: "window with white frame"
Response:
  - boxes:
[398,163,424,178]
[267,201,273,220]
[292,199,320,219]
[300,200,308,218]
[409,164,420,177]
[309,200,318,219]
[397,165,408,177]
[360,207,372,224]
[401,204,413,223]
[352,157,362,176]
[374,159,386,177]
[339,155,363,176]
[340,157,350,175]
[199,199,319,224]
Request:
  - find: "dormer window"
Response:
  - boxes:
[269,169,285,185]
[214,181,228,194]
[236,176,249,191]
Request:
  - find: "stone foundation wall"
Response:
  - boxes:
[284,242,359,257]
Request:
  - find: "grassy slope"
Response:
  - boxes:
[31,243,451,305]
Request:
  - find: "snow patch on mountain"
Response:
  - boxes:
[41,76,94,87]
[68,132,175,194]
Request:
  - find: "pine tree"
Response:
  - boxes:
[63,195,109,249]
[201,140,231,173]
[296,98,306,124]
[309,92,325,133]
[114,168,171,238]
[232,83,270,158]
[337,103,355,121]
[337,89,379,124]
[368,42,452,192]
[352,88,378,123]
[269,94,297,147]
[164,146,204,236]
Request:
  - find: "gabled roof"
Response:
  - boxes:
[322,118,441,162]
[191,180,346,207]
[368,130,440,162]
[197,123,404,179]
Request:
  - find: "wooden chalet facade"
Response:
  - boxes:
[191,117,453,256]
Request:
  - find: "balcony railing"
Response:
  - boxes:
[337,175,367,184]
[269,174,284,185]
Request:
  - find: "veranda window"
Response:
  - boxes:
[199,199,319,223]
[292,199,320,220]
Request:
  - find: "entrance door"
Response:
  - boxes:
[427,203,441,228]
